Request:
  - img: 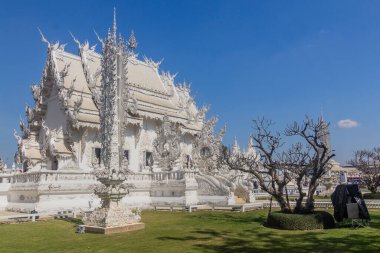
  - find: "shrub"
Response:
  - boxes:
[266,211,335,230]
[363,193,380,199]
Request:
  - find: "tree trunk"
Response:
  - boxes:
[273,193,291,213]
[367,178,376,194]
[294,177,306,213]
[304,178,318,213]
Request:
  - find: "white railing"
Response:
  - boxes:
[6,170,198,184]
[0,174,12,183]
[153,171,184,181]
[10,171,96,184]
[0,210,77,222]
[127,173,153,181]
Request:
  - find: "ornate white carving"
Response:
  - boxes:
[192,117,226,173]
[41,120,58,159]
[19,117,30,138]
[14,129,26,160]
[161,71,176,96]
[25,105,34,123]
[31,84,40,103]
[127,30,138,50]
[68,91,83,126]
[143,56,163,69]
[177,81,194,122]
[71,33,102,109]
[84,16,141,228]
[152,115,182,171]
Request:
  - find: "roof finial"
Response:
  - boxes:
[113,7,117,40]
[128,30,137,50]
[234,136,238,145]
[248,135,254,147]
[38,27,50,46]
[94,29,104,48]
[232,136,240,154]
[70,32,80,47]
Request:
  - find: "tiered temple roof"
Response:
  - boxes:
[46,36,205,133]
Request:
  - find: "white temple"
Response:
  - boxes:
[1,15,254,213]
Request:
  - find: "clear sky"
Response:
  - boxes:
[1,0,380,166]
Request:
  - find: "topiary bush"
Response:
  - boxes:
[363,193,380,199]
[266,211,335,230]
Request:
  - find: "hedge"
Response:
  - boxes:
[363,193,380,199]
[266,211,335,230]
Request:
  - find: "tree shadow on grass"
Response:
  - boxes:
[187,212,267,224]
[158,227,380,253]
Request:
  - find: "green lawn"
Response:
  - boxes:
[1,210,380,253]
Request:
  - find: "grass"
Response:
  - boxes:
[0,209,380,253]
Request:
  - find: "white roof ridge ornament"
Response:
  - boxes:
[94,29,105,48]
[38,27,50,47]
[143,56,163,69]
[38,28,66,52]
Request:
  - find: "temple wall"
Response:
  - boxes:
[138,118,158,172]
[180,133,194,157]
[44,87,67,131]
[0,180,10,211]
[124,125,139,173]
[79,128,100,171]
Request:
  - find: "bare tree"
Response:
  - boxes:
[349,148,380,194]
[285,117,335,212]
[281,143,312,213]
[223,117,335,214]
[223,118,293,212]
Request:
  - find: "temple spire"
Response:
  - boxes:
[248,135,254,148]
[128,30,137,50]
[113,7,117,40]
[319,116,331,155]
[246,135,257,157]
[232,137,240,154]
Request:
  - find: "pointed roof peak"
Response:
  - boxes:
[128,30,138,50]
[233,136,240,148]
[248,135,254,147]
[232,136,240,154]
[113,7,117,39]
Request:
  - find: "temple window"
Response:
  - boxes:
[186,155,191,168]
[145,151,153,166]
[93,147,101,165]
[123,150,129,161]
[200,147,211,158]
[52,158,58,170]
[23,161,29,172]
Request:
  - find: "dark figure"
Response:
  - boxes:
[331,184,370,222]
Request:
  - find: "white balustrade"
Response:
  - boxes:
[9,171,96,184]
[152,171,184,181]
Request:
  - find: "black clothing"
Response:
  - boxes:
[331,184,370,222]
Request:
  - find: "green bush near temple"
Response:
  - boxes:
[0,209,380,253]
[266,211,335,230]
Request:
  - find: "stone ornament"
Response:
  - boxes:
[192,117,226,173]
[83,11,142,228]
[152,115,181,171]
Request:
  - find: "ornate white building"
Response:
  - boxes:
[2,16,254,213]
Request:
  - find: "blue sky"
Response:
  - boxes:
[1,0,380,165]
